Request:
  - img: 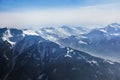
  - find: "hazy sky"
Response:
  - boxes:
[0,0,120,28]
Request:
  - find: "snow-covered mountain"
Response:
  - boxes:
[37,26,88,41]
[59,23,120,61]
[0,26,87,48]
[1,27,120,80]
[0,28,44,47]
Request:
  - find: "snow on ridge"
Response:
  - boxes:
[109,24,120,28]
[55,27,71,37]
[38,26,86,40]
[110,33,120,36]
[78,40,87,45]
[44,28,55,34]
[104,60,114,64]
[23,30,39,36]
[99,29,108,33]
[2,29,16,47]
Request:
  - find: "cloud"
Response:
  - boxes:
[0,3,120,29]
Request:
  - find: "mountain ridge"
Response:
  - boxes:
[58,23,120,61]
[0,23,120,80]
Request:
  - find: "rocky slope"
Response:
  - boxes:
[0,27,120,80]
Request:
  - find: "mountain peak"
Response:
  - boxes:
[108,23,120,28]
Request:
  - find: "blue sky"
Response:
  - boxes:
[0,0,120,28]
[0,0,119,11]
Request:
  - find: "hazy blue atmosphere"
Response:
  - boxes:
[0,0,120,28]
[1,1,120,80]
[0,0,119,10]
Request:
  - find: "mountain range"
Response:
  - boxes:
[0,23,120,80]
[59,23,120,61]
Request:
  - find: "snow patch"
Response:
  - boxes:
[78,40,87,45]
[45,36,57,41]
[23,30,39,36]
[99,29,107,33]
[87,60,98,65]
[104,60,114,64]
[110,33,120,36]
[109,24,120,28]
[2,29,16,47]
[64,48,72,58]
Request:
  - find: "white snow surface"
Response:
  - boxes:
[78,40,88,45]
[104,60,114,64]
[87,60,98,65]
[99,29,108,33]
[2,29,16,47]
[23,30,39,36]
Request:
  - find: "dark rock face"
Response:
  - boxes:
[0,28,120,80]
[0,41,12,80]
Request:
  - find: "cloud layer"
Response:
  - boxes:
[0,3,120,28]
